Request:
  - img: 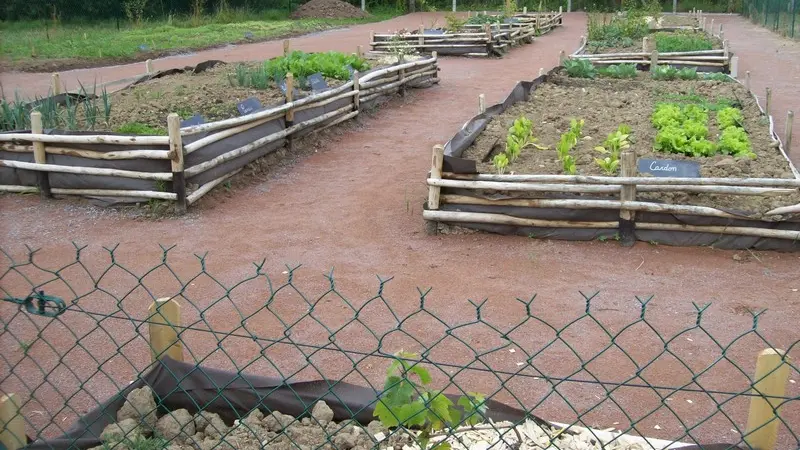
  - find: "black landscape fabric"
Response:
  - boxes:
[24,357,742,450]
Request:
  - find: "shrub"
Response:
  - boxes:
[599,63,637,79]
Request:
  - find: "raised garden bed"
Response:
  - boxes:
[424,68,800,250]
[370,10,562,58]
[570,11,735,74]
[0,51,439,210]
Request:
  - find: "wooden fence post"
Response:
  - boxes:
[786,111,794,153]
[745,349,791,450]
[766,88,772,116]
[353,70,360,112]
[286,73,295,151]
[730,56,739,78]
[419,24,425,48]
[710,18,715,34]
[642,36,649,53]
[559,50,566,65]
[356,45,363,58]
[30,111,52,199]
[283,39,290,55]
[650,50,659,72]
[0,394,26,450]
[484,23,492,56]
[478,94,486,114]
[745,71,751,92]
[51,73,61,96]
[167,113,186,212]
[426,145,445,235]
[148,297,183,362]
[538,67,545,76]
[619,150,636,247]
[145,59,153,74]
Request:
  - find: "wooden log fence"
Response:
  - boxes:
[370,11,561,57]
[0,54,439,210]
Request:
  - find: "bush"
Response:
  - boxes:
[654,31,714,53]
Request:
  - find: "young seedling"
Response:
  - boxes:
[492,153,509,174]
[374,351,488,450]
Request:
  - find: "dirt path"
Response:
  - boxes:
[2,13,800,446]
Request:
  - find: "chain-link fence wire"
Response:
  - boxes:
[1,244,798,450]
[742,0,799,37]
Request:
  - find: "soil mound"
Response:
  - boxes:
[290,0,370,19]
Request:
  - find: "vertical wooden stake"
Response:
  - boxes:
[356,45,363,58]
[361,0,365,10]
[523,6,527,13]
[710,18,715,35]
[51,73,61,96]
[766,88,772,116]
[702,17,706,31]
[786,111,794,153]
[619,150,636,247]
[719,23,724,34]
[283,39,290,55]
[538,67,545,76]
[285,73,295,152]
[730,56,739,78]
[399,64,406,97]
[0,394,25,450]
[369,30,375,44]
[148,297,184,362]
[745,349,790,450]
[426,145,445,235]
[419,24,425,48]
[167,113,186,212]
[484,23,492,56]
[745,70,751,92]
[559,50,566,65]
[353,71,360,111]
[478,94,486,114]
[650,50,659,72]
[720,30,724,41]
[145,59,153,74]
[723,39,729,59]
[642,36,649,53]
[559,5,562,13]
[31,111,51,199]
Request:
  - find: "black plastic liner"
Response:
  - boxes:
[24,358,741,450]
[439,68,800,251]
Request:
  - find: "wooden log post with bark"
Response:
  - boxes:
[167,113,187,212]
[30,111,52,198]
[619,151,636,246]
[426,145,445,235]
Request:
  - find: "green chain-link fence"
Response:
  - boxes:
[1,245,798,450]
[742,0,799,37]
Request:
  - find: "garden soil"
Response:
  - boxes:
[290,0,370,20]
[462,71,799,216]
[3,13,800,449]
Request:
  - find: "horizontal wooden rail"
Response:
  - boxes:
[0,160,173,181]
[0,133,169,146]
[443,173,800,187]
[1,143,171,160]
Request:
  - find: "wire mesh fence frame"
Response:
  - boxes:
[742,0,799,38]
[1,244,799,450]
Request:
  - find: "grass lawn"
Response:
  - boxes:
[0,8,398,69]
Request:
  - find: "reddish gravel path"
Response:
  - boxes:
[1,13,799,447]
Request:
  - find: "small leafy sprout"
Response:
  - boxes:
[595,156,620,175]
[562,154,577,174]
[374,351,487,450]
[652,65,678,81]
[677,67,698,80]
[599,63,637,79]
[504,116,547,165]
[492,153,509,174]
[555,118,584,174]
[717,107,744,130]
[702,72,732,82]
[593,124,630,175]
[563,58,598,79]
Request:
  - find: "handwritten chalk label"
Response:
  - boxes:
[180,114,205,127]
[638,158,700,178]
[345,65,355,79]
[424,29,445,35]
[307,73,329,92]
[504,17,519,23]
[277,79,300,97]
[236,97,262,116]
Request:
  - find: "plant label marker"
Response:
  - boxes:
[308,73,329,93]
[236,97,263,116]
[180,114,205,127]
[637,159,701,178]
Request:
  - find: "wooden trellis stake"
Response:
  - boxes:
[148,297,184,362]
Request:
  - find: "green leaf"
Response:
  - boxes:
[374,398,400,427]
[409,365,432,385]
[428,392,454,428]
[396,401,427,427]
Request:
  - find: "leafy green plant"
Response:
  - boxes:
[677,67,698,80]
[64,95,78,130]
[0,94,29,131]
[562,154,577,174]
[101,87,112,126]
[374,351,487,449]
[599,63,637,79]
[718,126,754,158]
[505,116,546,162]
[654,31,714,52]
[444,13,466,32]
[230,51,370,90]
[595,156,619,174]
[466,13,504,25]
[587,11,650,48]
[702,72,732,82]
[651,103,683,129]
[492,153,509,174]
[556,118,583,162]
[563,59,597,79]
[652,65,679,80]
[717,107,744,130]
[116,122,165,135]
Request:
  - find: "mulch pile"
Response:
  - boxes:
[290,0,370,19]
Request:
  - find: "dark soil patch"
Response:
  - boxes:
[291,0,370,20]
[462,71,800,216]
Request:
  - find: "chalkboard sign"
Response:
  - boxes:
[236,97,262,116]
[307,73,329,92]
[180,114,205,127]
[504,17,520,23]
[244,31,254,40]
[638,158,701,178]
[423,29,445,35]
